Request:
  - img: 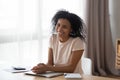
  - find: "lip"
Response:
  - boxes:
[57,32,64,37]
[58,32,64,34]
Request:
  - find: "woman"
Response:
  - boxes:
[32,10,86,74]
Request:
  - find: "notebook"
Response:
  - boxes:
[64,73,82,78]
[4,69,29,73]
[25,71,63,78]
[4,67,29,73]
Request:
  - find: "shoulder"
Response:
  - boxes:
[49,34,57,42]
[49,34,58,48]
[71,37,83,43]
[50,34,57,38]
[71,37,84,50]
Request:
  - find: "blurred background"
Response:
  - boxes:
[0,0,86,67]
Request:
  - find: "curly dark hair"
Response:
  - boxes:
[51,10,86,41]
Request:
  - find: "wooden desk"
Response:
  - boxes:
[0,62,118,80]
[0,69,119,80]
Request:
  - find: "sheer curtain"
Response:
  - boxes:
[0,0,42,67]
[0,0,85,67]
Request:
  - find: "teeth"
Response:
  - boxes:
[58,32,64,34]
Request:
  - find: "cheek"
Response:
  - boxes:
[67,29,72,34]
[65,30,71,35]
[68,32,71,35]
[55,26,58,32]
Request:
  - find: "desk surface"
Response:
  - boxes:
[0,62,119,80]
[0,70,119,80]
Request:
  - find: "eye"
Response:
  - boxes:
[56,23,60,27]
[62,25,68,29]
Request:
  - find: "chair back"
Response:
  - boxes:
[81,57,92,75]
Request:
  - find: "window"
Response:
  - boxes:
[0,0,85,66]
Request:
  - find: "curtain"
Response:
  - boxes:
[86,0,120,76]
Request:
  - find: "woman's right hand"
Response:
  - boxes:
[31,63,48,74]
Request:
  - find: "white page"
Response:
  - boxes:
[3,66,30,73]
[25,71,63,78]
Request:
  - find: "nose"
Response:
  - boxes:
[57,26,62,32]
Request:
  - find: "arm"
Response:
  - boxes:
[46,48,54,66]
[47,49,84,73]
[32,48,83,73]
[31,48,54,73]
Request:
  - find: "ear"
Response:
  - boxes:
[70,26,73,32]
[70,29,73,32]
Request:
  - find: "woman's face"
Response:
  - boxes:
[55,18,72,42]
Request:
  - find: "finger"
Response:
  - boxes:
[31,66,36,70]
[32,70,42,74]
[37,63,44,66]
[32,70,38,73]
[31,66,39,70]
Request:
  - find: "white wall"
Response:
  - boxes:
[109,0,120,48]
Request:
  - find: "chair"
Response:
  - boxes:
[81,57,92,75]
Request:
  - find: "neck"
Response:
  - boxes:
[59,36,70,43]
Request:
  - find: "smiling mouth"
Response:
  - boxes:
[58,33,64,37]
[58,31,64,35]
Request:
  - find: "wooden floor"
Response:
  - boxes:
[103,75,120,79]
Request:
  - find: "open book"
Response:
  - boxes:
[24,71,63,78]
